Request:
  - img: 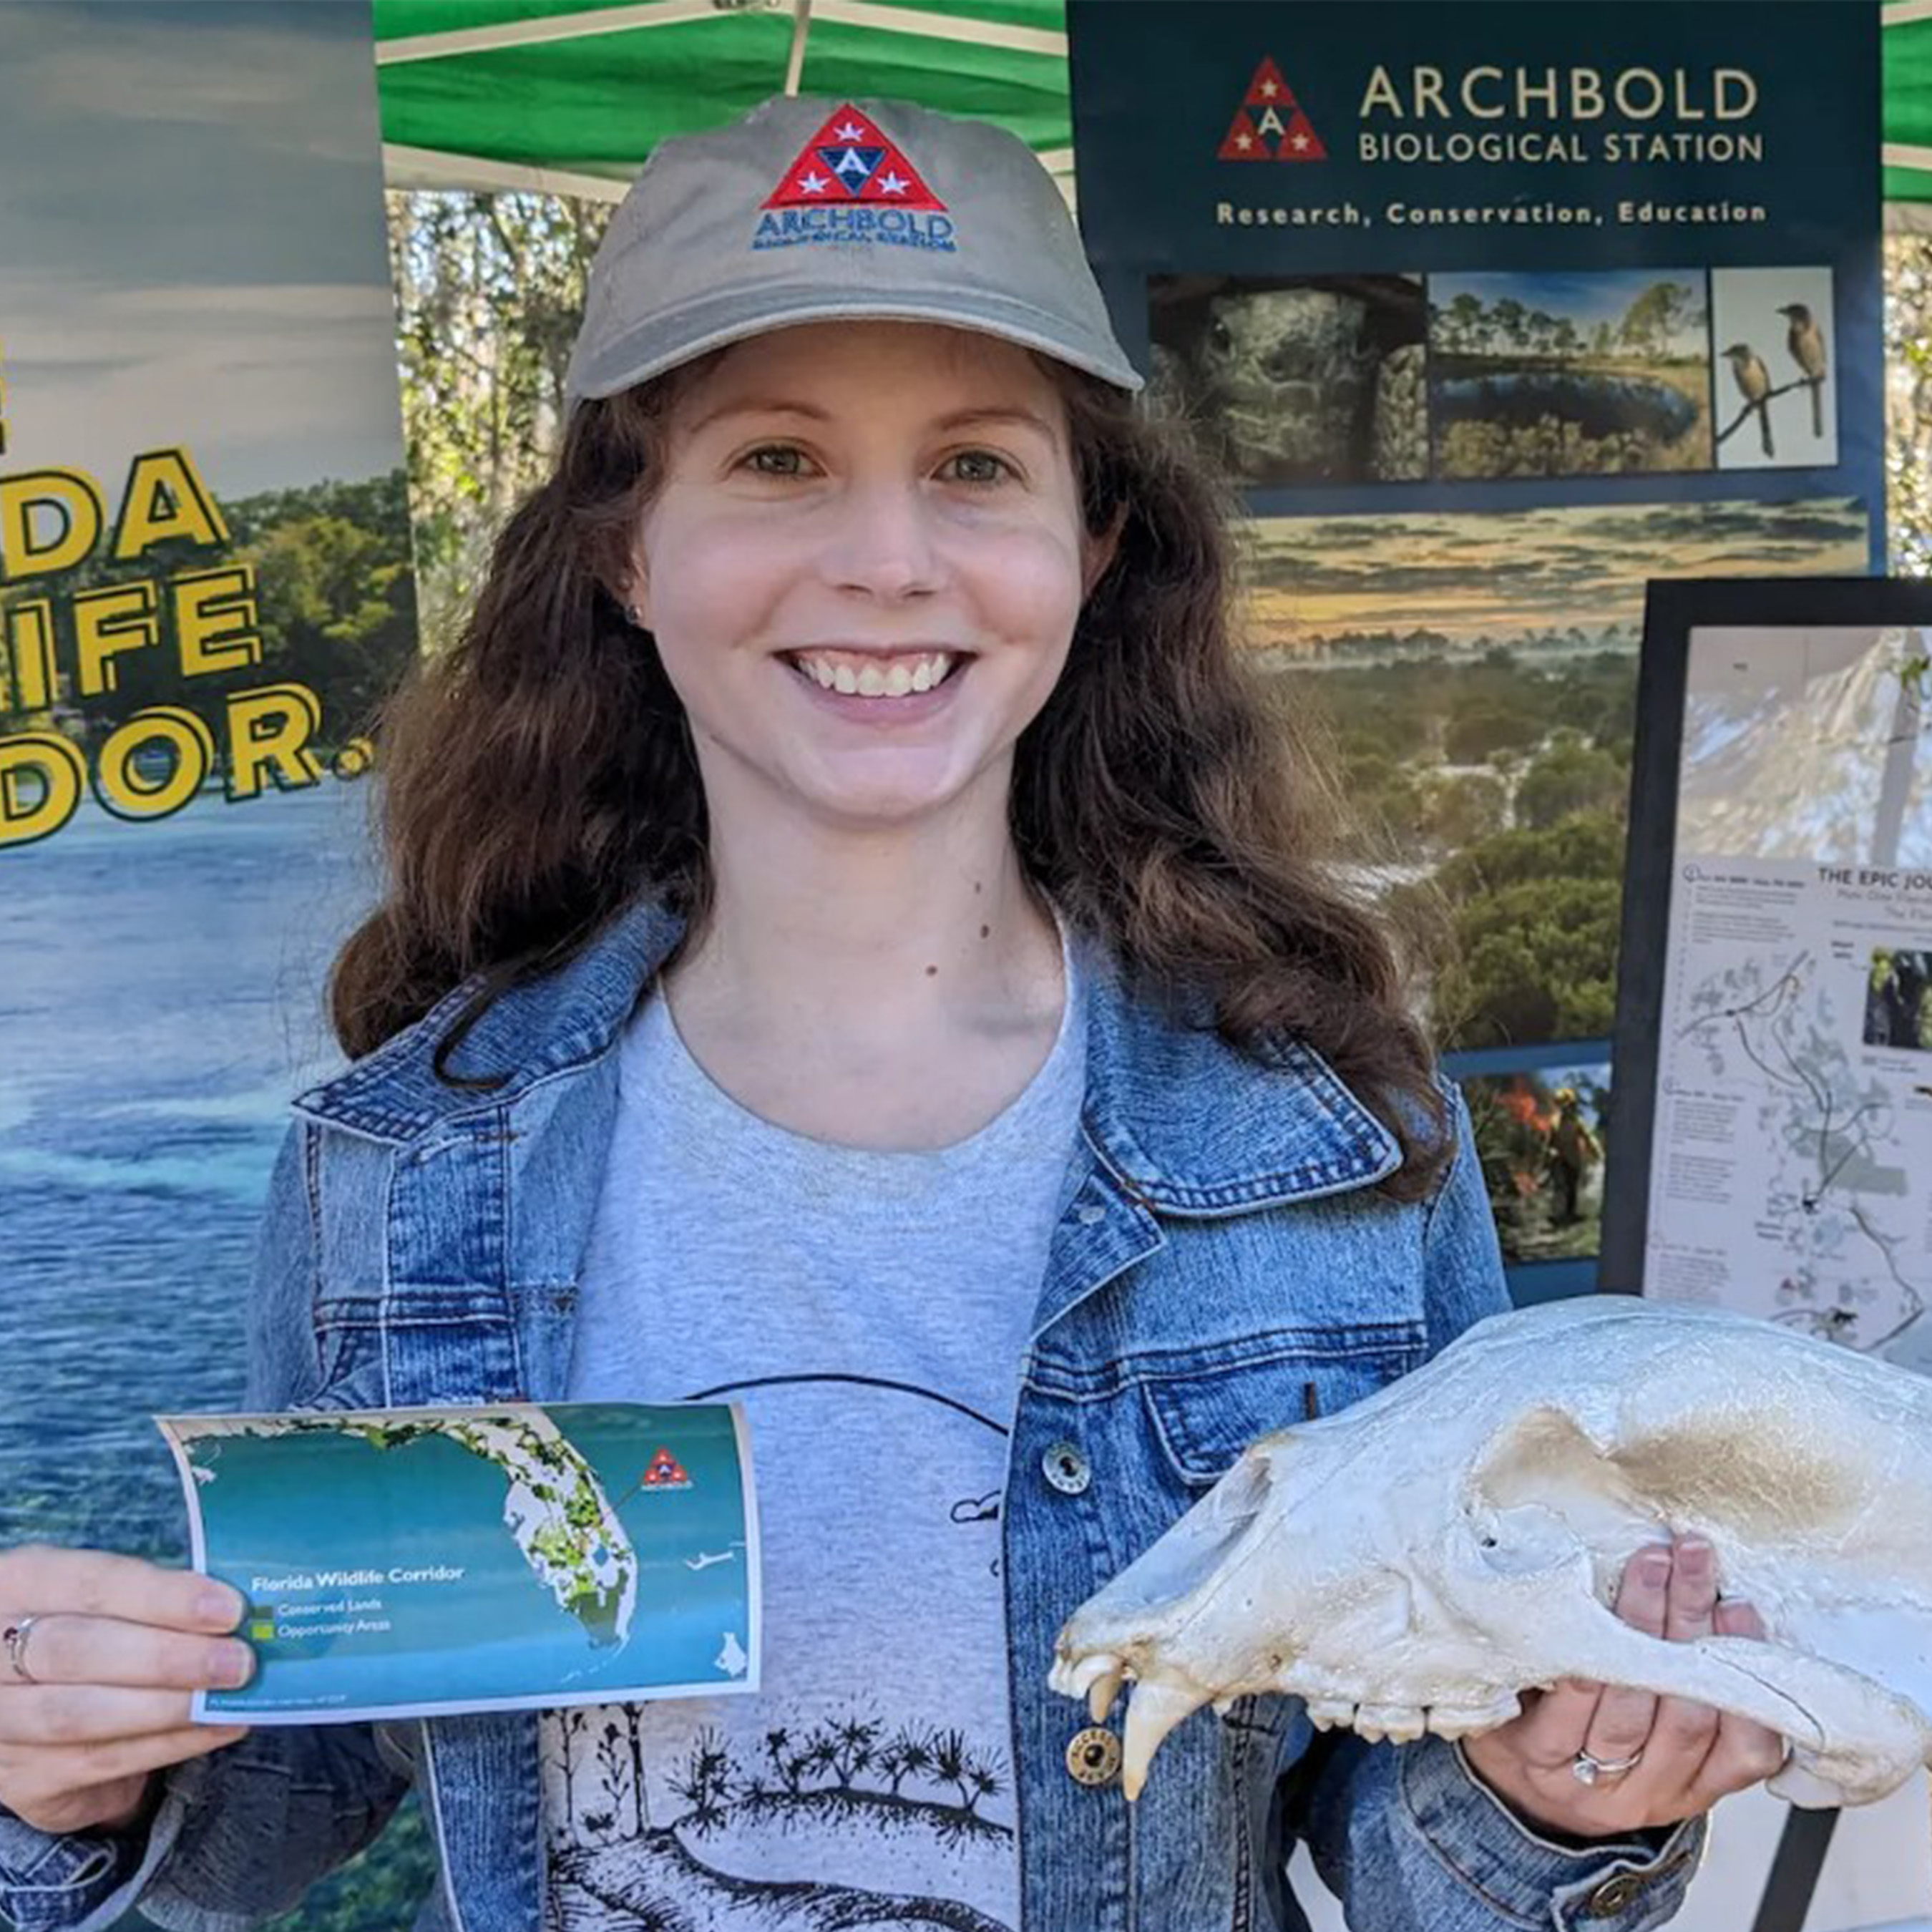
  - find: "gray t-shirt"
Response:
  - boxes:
[540,942,1085,1931]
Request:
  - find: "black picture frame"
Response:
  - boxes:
[1601,575,1932,1297]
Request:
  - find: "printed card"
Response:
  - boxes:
[157,1402,760,1724]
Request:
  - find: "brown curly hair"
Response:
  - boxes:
[331,357,1448,1196]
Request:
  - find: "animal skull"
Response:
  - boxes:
[1051,1297,1932,1807]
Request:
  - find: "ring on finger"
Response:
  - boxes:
[1572,1745,1644,1786]
[1,1618,41,1686]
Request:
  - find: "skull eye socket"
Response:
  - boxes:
[1209,319,1233,356]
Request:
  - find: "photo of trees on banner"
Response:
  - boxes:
[1239,494,1870,1269]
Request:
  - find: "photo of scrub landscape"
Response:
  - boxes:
[1243,497,1872,1053]
[1428,268,1714,479]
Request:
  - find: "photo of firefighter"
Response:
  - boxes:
[1146,272,1428,486]
[1865,947,1932,1051]
[1462,1062,1609,1265]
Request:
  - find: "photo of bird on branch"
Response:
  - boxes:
[1712,269,1835,468]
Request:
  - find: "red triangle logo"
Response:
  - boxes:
[1216,110,1271,162]
[1219,57,1325,162]
[643,1447,691,1488]
[1276,108,1327,162]
[1244,57,1297,111]
[763,104,947,213]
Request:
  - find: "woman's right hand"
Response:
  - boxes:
[0,1546,255,1835]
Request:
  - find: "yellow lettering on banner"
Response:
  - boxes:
[3,599,54,711]
[112,447,230,562]
[0,469,104,583]
[0,732,86,847]
[1571,69,1606,119]
[173,564,260,678]
[225,683,322,799]
[93,706,213,821]
[73,580,160,696]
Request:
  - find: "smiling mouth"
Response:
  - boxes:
[783,648,967,699]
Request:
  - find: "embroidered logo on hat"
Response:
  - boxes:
[763,103,947,211]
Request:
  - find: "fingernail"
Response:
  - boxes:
[1641,1554,1672,1587]
[199,1585,243,1626]
[1679,1539,1712,1571]
[212,1643,254,1689]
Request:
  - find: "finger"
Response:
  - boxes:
[0,1548,244,1633]
[0,1614,253,1694]
[1649,1537,1722,1765]
[0,1686,197,1748]
[1584,1546,1670,1767]
[1494,1678,1605,1770]
[1,1723,248,1823]
[1689,1600,1789,1802]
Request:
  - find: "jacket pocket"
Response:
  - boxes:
[1141,1330,1423,1488]
[306,1290,523,1410]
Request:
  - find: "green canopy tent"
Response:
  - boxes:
[375,0,1932,227]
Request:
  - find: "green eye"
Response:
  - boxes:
[745,446,807,476]
[946,451,1012,484]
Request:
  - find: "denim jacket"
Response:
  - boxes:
[1,899,1702,1931]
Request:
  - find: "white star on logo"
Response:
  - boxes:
[1291,132,1309,150]
[831,147,869,178]
[796,170,829,195]
[1235,132,1253,150]
[1260,77,1279,97]
[876,170,909,195]
[834,119,867,142]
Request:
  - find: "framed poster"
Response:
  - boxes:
[1602,577,1932,1375]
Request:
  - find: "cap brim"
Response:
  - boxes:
[567,285,1144,406]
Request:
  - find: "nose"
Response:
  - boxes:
[816,475,944,602]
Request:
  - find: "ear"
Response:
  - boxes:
[619,538,650,630]
[1080,504,1127,602]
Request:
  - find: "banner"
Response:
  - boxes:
[0,0,418,1896]
[1068,0,1883,1296]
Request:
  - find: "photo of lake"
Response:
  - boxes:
[0,783,375,1561]
[1429,268,1714,479]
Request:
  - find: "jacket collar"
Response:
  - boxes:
[298,900,1400,1209]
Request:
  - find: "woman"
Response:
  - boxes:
[0,96,1779,1931]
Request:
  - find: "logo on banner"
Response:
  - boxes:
[753,102,955,253]
[640,1446,692,1491]
[1218,57,1327,162]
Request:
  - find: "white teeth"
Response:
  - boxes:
[793,651,957,698]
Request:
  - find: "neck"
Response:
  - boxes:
[670,796,1060,1048]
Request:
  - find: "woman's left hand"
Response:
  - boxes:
[1460,1533,1789,1839]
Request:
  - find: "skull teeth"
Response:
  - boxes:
[1120,1680,1209,1802]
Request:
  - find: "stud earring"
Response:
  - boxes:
[624,602,645,628]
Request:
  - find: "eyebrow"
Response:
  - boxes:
[685,399,1061,444]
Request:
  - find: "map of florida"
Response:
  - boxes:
[185,1411,640,1646]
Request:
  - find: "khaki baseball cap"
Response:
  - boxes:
[564,94,1141,406]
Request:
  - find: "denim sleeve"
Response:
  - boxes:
[0,1123,413,1932]
[1290,1083,1707,1930]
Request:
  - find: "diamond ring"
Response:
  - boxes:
[1571,1746,1644,1786]
[1,1618,41,1686]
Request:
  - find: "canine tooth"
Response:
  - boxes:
[833,664,859,695]
[933,652,953,683]
[884,663,914,698]
[911,660,934,693]
[1121,1681,1208,1800]
[811,658,836,689]
[1089,1670,1125,1723]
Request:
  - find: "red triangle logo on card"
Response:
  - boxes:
[1218,58,1327,162]
[643,1447,691,1488]
[763,104,947,211]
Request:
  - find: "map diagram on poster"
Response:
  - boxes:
[1641,619,1932,1367]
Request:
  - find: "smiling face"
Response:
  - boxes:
[625,321,1103,839]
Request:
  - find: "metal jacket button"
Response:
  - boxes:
[1042,1441,1091,1494]
[1065,1726,1122,1787]
[1584,1873,1644,1917]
